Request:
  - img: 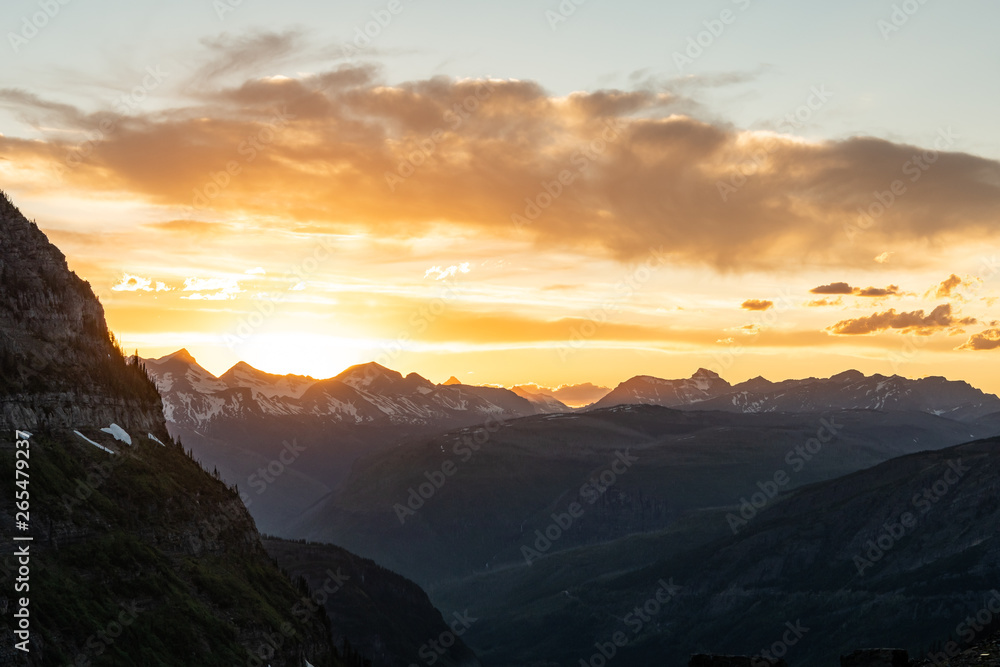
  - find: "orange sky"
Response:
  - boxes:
[3,32,999,395]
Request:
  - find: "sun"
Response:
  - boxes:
[236,332,367,379]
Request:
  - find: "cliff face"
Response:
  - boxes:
[0,191,164,434]
[0,190,342,666]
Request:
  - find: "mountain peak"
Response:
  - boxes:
[831,369,865,383]
[692,368,723,380]
[443,376,462,385]
[221,359,263,376]
[335,361,404,390]
[160,348,199,364]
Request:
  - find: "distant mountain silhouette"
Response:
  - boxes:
[593,368,1000,422]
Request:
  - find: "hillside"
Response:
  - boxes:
[264,538,481,667]
[432,436,1000,666]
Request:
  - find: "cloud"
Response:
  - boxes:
[828,304,976,336]
[856,285,900,297]
[811,282,854,295]
[810,282,900,297]
[192,30,306,87]
[112,273,153,292]
[958,329,1000,351]
[741,299,773,311]
[874,252,892,264]
[806,297,843,307]
[927,273,983,301]
[245,267,266,275]
[934,274,964,298]
[3,32,1000,272]
[181,276,243,300]
[424,263,471,280]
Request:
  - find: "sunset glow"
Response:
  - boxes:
[3,1,999,393]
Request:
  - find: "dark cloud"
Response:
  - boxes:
[811,282,900,297]
[828,304,976,336]
[741,299,774,311]
[811,282,855,295]
[958,329,1000,351]
[857,285,900,297]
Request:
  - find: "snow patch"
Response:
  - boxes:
[101,423,132,445]
[148,433,166,446]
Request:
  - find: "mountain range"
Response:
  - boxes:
[142,350,1000,546]
[593,367,1000,422]
[142,351,566,533]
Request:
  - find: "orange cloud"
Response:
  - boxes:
[811,282,854,295]
[935,274,963,298]
[828,304,976,336]
[806,297,843,307]
[741,299,774,311]
[858,285,901,297]
[810,282,900,297]
[958,329,1000,351]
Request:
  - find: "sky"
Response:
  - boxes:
[2,0,999,394]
